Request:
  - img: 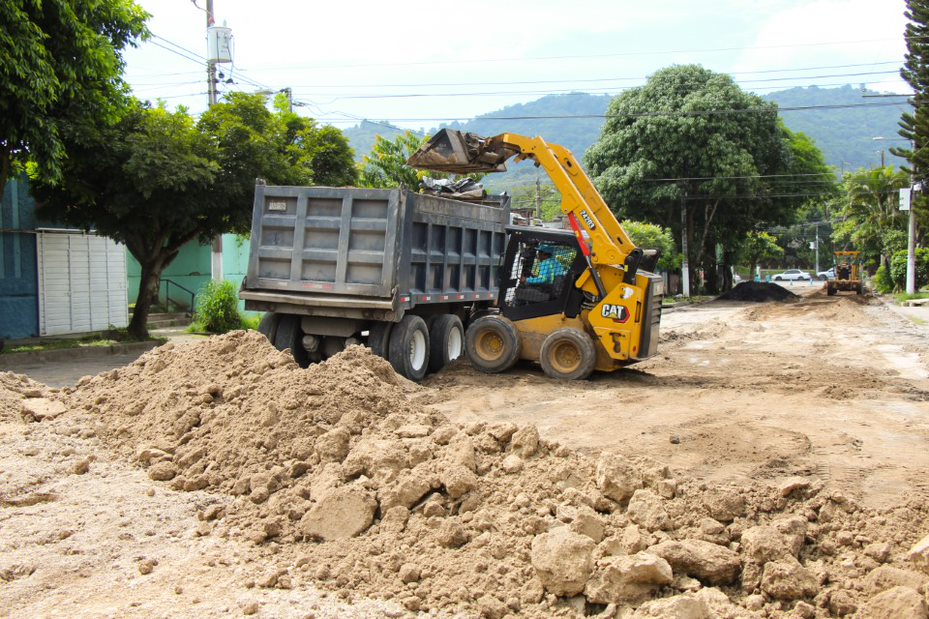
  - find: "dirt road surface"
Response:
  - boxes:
[425,290,929,510]
[2,289,929,618]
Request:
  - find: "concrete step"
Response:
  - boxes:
[146,312,191,329]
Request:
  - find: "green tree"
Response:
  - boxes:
[737,231,784,277]
[0,0,149,196]
[35,95,358,338]
[621,220,680,271]
[584,65,833,293]
[359,132,431,188]
[832,167,910,272]
[34,102,219,338]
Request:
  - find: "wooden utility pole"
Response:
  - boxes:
[206,0,222,281]
[681,187,690,297]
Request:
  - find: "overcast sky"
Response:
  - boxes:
[123,0,909,130]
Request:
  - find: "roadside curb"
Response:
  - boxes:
[0,340,160,369]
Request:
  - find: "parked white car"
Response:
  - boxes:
[772,269,811,281]
[817,267,836,281]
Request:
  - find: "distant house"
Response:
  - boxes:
[0,177,129,340]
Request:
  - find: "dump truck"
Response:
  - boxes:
[240,183,509,381]
[825,250,863,295]
[242,130,663,382]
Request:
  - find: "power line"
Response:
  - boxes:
[282,62,902,90]
[290,71,900,101]
[247,36,911,72]
[311,101,907,124]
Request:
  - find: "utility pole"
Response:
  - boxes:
[206,0,222,281]
[814,224,820,274]
[535,175,542,222]
[681,188,690,297]
[206,0,217,107]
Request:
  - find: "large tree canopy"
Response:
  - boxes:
[584,64,834,293]
[0,0,149,196]
[35,94,357,338]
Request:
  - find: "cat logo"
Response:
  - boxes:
[580,209,596,230]
[601,303,628,322]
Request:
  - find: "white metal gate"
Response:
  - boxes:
[37,231,129,336]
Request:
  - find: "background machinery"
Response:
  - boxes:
[825,250,863,295]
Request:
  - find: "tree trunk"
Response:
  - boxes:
[128,261,165,340]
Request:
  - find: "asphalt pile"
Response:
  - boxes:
[718,282,799,303]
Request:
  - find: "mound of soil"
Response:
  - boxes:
[718,282,799,302]
[11,332,928,617]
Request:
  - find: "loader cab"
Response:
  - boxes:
[498,227,588,321]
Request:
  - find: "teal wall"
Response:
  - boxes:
[0,177,38,339]
[126,233,255,314]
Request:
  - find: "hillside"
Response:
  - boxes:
[763,85,907,171]
[339,86,910,188]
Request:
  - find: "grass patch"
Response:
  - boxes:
[187,313,263,335]
[2,328,162,355]
[894,291,929,304]
[663,295,713,307]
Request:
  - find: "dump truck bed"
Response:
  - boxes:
[241,184,509,320]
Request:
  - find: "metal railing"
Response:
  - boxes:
[159,279,197,315]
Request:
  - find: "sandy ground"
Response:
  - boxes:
[3,289,929,618]
[425,290,929,510]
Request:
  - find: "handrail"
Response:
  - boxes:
[159,278,197,314]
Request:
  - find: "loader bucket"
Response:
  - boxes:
[407,129,515,174]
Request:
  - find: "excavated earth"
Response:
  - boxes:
[2,289,929,618]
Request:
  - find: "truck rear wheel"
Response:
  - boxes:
[274,314,310,368]
[257,312,280,343]
[429,314,464,373]
[367,321,392,359]
[540,328,596,380]
[466,316,520,374]
[388,315,430,381]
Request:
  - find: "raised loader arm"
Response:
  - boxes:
[408,130,662,362]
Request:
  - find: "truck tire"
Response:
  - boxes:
[274,314,310,368]
[429,314,464,373]
[388,315,430,381]
[257,312,279,343]
[368,321,393,359]
[466,316,520,374]
[540,328,596,380]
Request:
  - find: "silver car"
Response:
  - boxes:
[772,269,811,281]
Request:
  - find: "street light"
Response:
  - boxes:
[873,136,917,294]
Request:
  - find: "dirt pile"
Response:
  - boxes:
[718,282,799,302]
[53,332,929,617]
[0,371,59,423]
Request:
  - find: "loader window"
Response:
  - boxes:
[504,241,577,308]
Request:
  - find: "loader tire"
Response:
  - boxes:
[388,315,430,381]
[274,314,310,368]
[429,314,464,373]
[466,316,520,374]
[540,328,596,381]
[257,312,280,343]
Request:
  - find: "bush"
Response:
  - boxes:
[873,265,894,294]
[195,280,243,333]
[889,248,929,291]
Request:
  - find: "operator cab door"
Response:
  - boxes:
[498,229,587,322]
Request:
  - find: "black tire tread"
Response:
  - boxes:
[465,316,521,374]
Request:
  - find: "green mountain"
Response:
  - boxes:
[339,86,909,188]
[763,85,908,172]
